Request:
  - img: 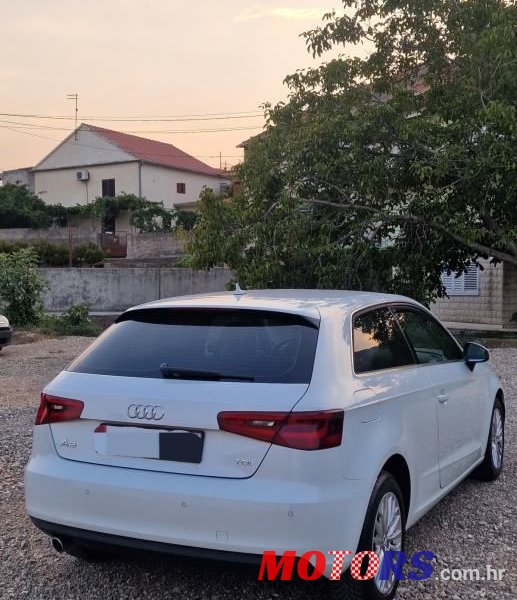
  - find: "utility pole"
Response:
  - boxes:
[219,151,222,170]
[67,226,73,267]
[158,233,162,300]
[67,93,79,139]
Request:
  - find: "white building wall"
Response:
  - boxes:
[1,168,35,191]
[141,163,230,208]
[33,162,140,207]
[35,128,134,170]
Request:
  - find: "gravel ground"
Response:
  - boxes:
[0,337,515,599]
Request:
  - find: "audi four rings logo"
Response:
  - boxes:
[127,404,165,420]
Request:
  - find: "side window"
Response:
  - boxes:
[353,307,415,374]
[395,309,462,364]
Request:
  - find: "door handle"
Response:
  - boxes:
[437,393,449,404]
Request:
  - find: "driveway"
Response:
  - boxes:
[0,337,515,599]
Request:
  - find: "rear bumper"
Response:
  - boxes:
[0,327,12,347]
[31,517,265,565]
[25,426,372,577]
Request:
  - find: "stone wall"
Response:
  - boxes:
[0,228,185,259]
[0,227,97,246]
[431,261,504,326]
[502,263,517,326]
[40,267,233,312]
[127,233,185,258]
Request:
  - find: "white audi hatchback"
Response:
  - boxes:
[25,290,505,599]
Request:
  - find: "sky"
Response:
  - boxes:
[0,0,341,172]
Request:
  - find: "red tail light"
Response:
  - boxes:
[35,393,84,425]
[217,409,344,450]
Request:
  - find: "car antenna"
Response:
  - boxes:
[233,283,245,296]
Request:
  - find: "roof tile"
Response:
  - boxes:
[85,124,224,177]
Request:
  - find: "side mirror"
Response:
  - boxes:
[463,342,489,371]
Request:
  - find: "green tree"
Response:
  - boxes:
[0,248,48,325]
[190,0,516,304]
[189,188,234,270]
[0,184,58,228]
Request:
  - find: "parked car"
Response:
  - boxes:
[25,290,505,600]
[0,314,12,350]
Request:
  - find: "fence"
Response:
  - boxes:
[99,232,128,258]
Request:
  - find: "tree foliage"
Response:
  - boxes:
[72,242,104,266]
[67,193,177,232]
[0,188,178,233]
[175,209,199,231]
[0,248,48,325]
[190,0,516,304]
[39,304,101,337]
[0,239,104,267]
[0,184,66,228]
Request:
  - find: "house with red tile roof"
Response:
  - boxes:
[31,124,230,219]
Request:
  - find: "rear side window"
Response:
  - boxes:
[353,307,415,374]
[394,308,463,363]
[68,309,319,383]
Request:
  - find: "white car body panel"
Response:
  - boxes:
[47,372,309,478]
[24,290,503,577]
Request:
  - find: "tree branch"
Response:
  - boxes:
[480,203,517,257]
[304,198,517,266]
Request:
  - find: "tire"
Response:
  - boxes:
[473,398,504,481]
[330,471,406,600]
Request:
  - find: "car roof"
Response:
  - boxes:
[126,289,418,320]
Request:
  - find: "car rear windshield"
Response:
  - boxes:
[68,308,319,383]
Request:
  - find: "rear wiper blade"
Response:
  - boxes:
[159,364,255,382]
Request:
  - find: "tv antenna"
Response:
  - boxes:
[67,93,79,140]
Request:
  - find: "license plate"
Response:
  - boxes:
[94,425,204,463]
[159,430,203,462]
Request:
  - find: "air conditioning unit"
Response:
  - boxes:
[76,170,89,181]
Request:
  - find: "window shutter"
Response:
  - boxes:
[441,272,454,293]
[441,262,479,296]
[463,263,479,293]
[452,273,465,294]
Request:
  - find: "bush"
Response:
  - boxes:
[174,254,194,267]
[73,243,104,266]
[62,304,90,326]
[32,240,69,266]
[0,239,104,267]
[39,305,101,337]
[175,210,198,231]
[0,240,28,254]
[0,248,48,325]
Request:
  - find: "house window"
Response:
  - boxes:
[441,262,480,296]
[102,179,116,197]
[177,183,186,194]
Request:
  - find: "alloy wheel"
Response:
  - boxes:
[491,407,504,470]
[372,491,403,595]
